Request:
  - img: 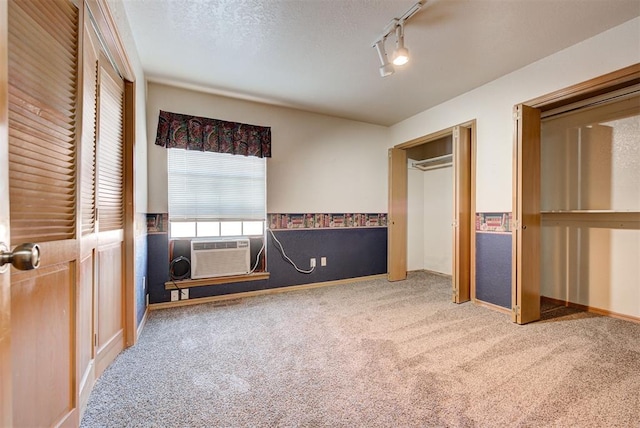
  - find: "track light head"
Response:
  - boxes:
[392,46,409,66]
[392,25,409,66]
[374,40,395,77]
[379,62,395,77]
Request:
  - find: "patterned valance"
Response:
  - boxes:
[155,110,271,158]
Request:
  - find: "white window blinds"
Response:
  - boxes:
[168,149,266,221]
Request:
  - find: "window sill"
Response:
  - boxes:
[165,272,270,290]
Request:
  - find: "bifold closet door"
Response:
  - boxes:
[94,52,126,378]
[512,104,541,324]
[388,148,408,281]
[6,0,81,425]
[452,126,471,303]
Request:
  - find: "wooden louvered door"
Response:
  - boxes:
[6,0,81,426]
[94,52,126,378]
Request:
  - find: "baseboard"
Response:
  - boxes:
[542,296,640,324]
[95,330,124,379]
[473,298,512,315]
[149,274,388,310]
[136,306,149,339]
[407,269,452,278]
[78,360,95,421]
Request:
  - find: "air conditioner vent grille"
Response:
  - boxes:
[192,240,249,251]
[191,238,250,279]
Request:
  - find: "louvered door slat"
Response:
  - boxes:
[97,58,124,232]
[9,138,73,168]
[9,85,76,131]
[9,19,76,85]
[8,0,78,245]
[9,119,75,149]
[10,161,74,184]
[9,58,75,101]
[9,36,76,87]
[9,109,74,143]
[9,196,76,212]
[15,2,77,59]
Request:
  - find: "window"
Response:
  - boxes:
[168,149,266,238]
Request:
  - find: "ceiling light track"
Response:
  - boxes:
[372,0,426,77]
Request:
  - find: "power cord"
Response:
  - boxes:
[249,241,265,274]
[169,255,190,298]
[267,228,315,274]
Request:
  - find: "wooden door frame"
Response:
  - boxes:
[389,120,477,301]
[511,63,640,324]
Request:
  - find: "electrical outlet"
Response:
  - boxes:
[321,257,327,266]
[310,258,316,268]
[170,290,179,302]
[180,288,189,300]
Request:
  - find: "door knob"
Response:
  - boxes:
[0,242,41,271]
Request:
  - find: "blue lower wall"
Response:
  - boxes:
[146,225,512,308]
[147,227,388,304]
[475,232,511,308]
[135,232,148,324]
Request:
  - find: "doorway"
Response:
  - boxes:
[388,121,475,303]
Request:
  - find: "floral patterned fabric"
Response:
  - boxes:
[154,110,271,158]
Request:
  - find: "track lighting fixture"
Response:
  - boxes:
[372,0,425,77]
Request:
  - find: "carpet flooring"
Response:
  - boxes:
[81,271,640,427]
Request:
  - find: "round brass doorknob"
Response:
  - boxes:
[0,242,41,271]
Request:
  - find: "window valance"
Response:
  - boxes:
[155,110,271,158]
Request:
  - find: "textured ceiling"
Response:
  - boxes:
[122,0,640,126]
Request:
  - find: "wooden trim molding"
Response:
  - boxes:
[395,126,454,150]
[153,274,387,310]
[124,80,136,346]
[165,272,270,289]
[525,63,640,111]
[84,0,134,81]
[473,298,512,315]
[542,296,640,324]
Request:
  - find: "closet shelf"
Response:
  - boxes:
[541,210,640,214]
[411,153,453,171]
[541,210,640,230]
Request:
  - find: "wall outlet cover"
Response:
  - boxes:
[170,289,179,301]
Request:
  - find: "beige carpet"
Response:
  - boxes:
[81,271,640,427]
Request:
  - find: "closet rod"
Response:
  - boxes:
[412,153,452,167]
[412,162,453,172]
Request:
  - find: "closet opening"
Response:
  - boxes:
[512,64,640,324]
[388,121,475,304]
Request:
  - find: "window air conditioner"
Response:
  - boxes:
[190,238,251,279]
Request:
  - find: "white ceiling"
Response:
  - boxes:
[122,0,640,126]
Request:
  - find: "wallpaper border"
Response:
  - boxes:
[268,213,387,230]
[476,212,512,233]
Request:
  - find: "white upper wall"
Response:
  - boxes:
[106,0,148,213]
[146,82,390,213]
[390,17,640,213]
